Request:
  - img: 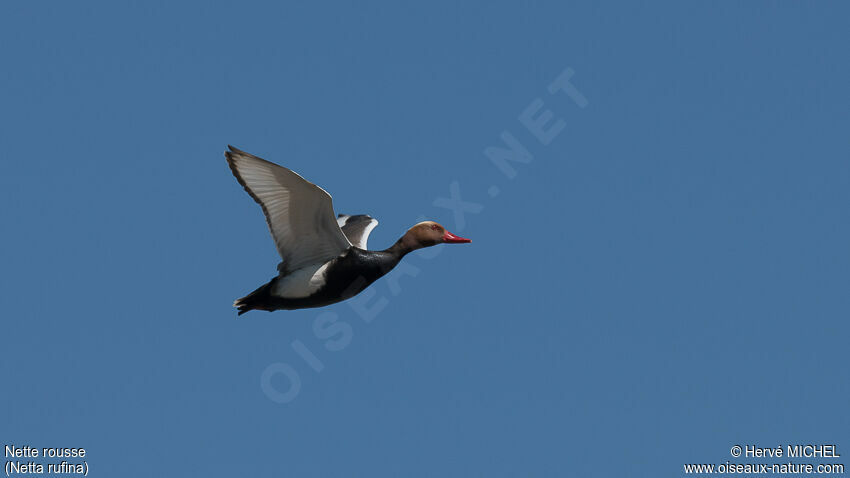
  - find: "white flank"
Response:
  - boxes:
[272,261,333,298]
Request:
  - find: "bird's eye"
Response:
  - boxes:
[431,225,439,230]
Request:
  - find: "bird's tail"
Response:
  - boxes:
[233,280,275,316]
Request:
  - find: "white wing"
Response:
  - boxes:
[226,146,352,274]
[336,214,379,249]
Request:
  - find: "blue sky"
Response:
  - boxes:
[1,1,848,476]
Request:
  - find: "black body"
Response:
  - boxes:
[235,247,405,314]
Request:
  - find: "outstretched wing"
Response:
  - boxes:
[226,145,352,274]
[337,214,379,250]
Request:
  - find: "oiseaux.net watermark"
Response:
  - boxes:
[261,66,588,405]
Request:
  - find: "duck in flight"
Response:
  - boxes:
[225,146,471,314]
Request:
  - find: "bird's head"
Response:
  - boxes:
[400,221,471,251]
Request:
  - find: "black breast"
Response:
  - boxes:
[269,248,402,310]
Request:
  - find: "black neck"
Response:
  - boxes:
[383,238,413,258]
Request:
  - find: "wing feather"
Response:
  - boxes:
[226,146,351,274]
[337,214,379,249]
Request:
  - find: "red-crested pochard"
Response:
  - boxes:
[225,146,471,314]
